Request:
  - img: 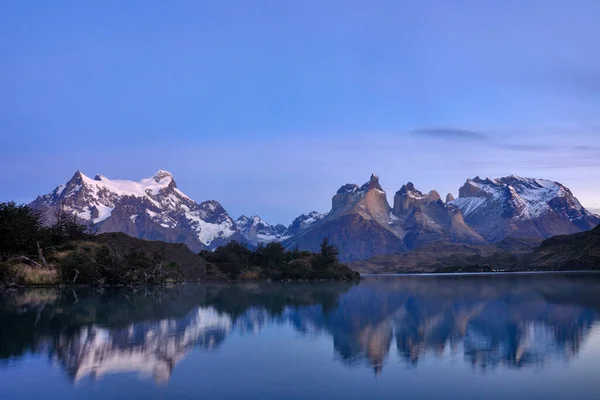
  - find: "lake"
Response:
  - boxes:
[2,273,600,399]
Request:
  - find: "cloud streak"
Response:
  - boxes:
[409,127,600,154]
[409,128,489,141]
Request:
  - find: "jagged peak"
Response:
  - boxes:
[396,182,423,198]
[94,174,107,181]
[236,215,269,227]
[446,193,455,203]
[360,173,384,192]
[337,174,384,195]
[70,170,86,182]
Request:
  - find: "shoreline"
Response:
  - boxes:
[3,269,600,288]
[0,277,361,289]
[362,270,600,277]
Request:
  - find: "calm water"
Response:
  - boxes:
[2,273,600,399]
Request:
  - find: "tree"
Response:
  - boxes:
[50,204,88,242]
[261,242,286,266]
[0,202,44,261]
[313,237,339,270]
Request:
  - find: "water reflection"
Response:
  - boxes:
[1,274,599,382]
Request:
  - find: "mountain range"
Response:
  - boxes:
[29,170,599,260]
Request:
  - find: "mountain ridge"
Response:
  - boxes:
[29,170,599,260]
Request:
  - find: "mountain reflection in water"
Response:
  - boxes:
[1,273,599,384]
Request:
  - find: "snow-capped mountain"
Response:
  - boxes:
[235,215,288,246]
[451,176,600,241]
[283,211,326,237]
[29,170,243,252]
[29,171,599,260]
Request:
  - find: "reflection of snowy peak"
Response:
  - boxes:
[55,307,232,383]
[29,170,241,251]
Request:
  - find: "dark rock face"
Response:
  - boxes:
[285,214,405,261]
[390,182,485,249]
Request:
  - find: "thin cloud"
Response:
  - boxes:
[409,128,490,141]
[497,143,556,152]
[409,127,600,154]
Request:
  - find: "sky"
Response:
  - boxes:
[1,0,600,223]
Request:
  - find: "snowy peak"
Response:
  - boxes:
[29,171,238,251]
[454,176,578,219]
[152,169,174,182]
[42,170,178,206]
[235,215,288,246]
[284,211,326,237]
[451,175,599,241]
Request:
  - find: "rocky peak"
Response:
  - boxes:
[360,174,383,192]
[332,174,390,219]
[68,171,85,185]
[428,190,441,202]
[446,193,455,203]
[197,200,230,223]
[393,182,439,215]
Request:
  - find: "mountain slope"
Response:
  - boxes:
[531,224,600,270]
[352,226,600,274]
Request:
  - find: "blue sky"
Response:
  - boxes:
[1,0,599,223]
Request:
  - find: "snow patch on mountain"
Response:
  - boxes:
[450,197,486,217]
